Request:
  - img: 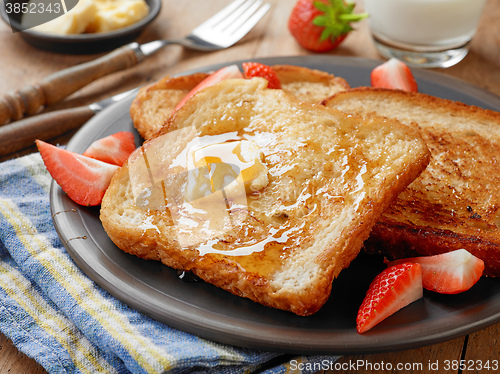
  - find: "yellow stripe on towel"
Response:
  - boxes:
[0,199,173,373]
[18,153,52,194]
[0,261,117,374]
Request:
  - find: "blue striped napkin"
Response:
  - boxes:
[0,152,340,373]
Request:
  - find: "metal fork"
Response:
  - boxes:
[0,0,271,125]
[141,0,272,54]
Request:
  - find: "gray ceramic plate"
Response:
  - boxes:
[51,56,500,354]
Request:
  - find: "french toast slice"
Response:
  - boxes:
[130,65,350,140]
[101,79,430,316]
[323,87,500,277]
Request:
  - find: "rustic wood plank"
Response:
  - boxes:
[461,323,500,371]
[330,337,465,374]
[0,333,45,373]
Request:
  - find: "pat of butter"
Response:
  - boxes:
[29,0,97,35]
[185,140,269,202]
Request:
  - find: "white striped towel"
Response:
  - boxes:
[0,152,340,373]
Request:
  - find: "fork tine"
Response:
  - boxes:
[187,0,271,51]
[224,2,271,40]
[215,0,261,31]
[200,0,250,28]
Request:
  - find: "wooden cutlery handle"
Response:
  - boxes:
[0,43,142,125]
[0,106,95,156]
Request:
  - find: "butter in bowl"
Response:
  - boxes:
[1,0,161,54]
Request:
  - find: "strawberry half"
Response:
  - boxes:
[357,262,423,333]
[371,58,418,92]
[82,131,136,166]
[174,64,244,111]
[242,62,282,89]
[37,140,118,206]
[288,0,367,52]
[388,249,485,294]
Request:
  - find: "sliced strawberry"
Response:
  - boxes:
[174,64,244,111]
[36,140,118,206]
[242,62,282,89]
[388,249,485,294]
[357,262,423,333]
[371,58,418,92]
[82,131,136,166]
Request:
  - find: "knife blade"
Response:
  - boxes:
[0,88,138,156]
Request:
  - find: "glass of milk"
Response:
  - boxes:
[363,0,487,68]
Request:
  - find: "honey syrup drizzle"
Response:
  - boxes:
[130,110,377,277]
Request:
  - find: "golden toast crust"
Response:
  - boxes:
[130,65,350,141]
[130,72,209,141]
[102,80,429,315]
[323,87,500,276]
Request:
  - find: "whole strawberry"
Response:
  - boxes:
[288,0,367,52]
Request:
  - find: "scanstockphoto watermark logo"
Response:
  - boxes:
[2,0,79,32]
[127,126,252,251]
[125,125,349,253]
[289,358,427,373]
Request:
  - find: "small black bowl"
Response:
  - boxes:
[1,0,161,54]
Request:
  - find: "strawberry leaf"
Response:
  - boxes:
[313,0,368,41]
[313,1,330,12]
[320,28,331,41]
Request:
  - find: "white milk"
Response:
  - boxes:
[364,0,487,50]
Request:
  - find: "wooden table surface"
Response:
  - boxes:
[1,0,499,372]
